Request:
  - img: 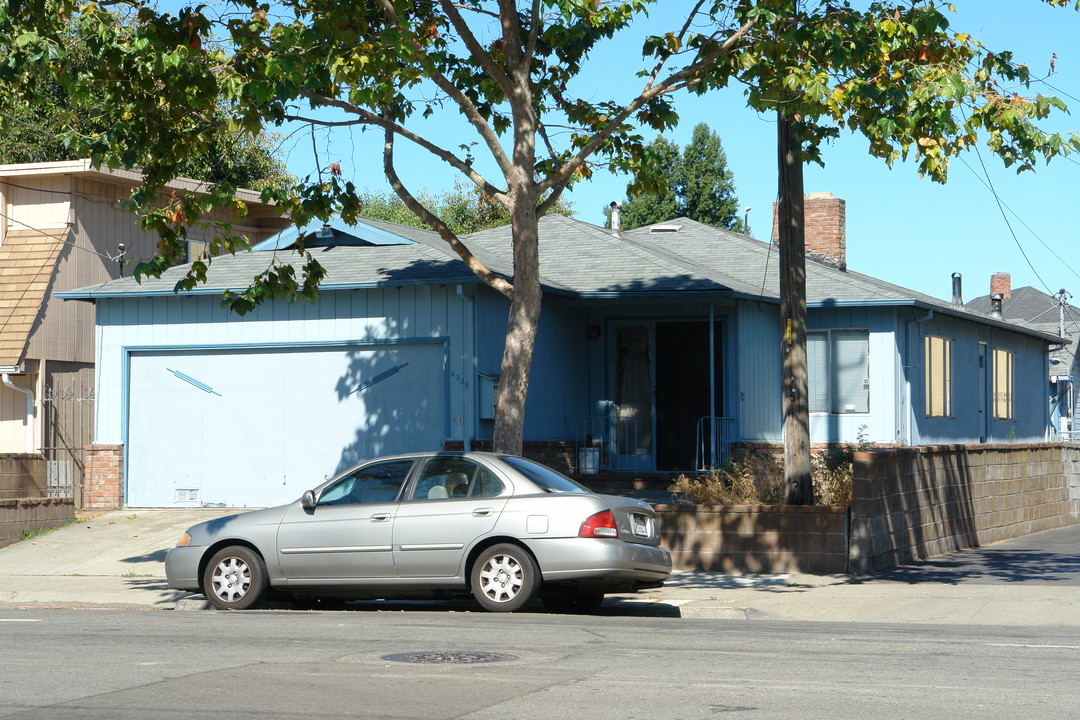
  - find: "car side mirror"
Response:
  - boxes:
[301,490,317,511]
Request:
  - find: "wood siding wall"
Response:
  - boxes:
[0,366,40,453]
[906,310,1051,444]
[805,305,899,445]
[94,284,476,446]
[18,175,283,366]
[735,302,782,442]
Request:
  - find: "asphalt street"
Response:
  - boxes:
[1,608,1078,719]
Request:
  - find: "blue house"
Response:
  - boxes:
[61,194,1061,507]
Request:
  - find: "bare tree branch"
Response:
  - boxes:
[297,88,505,197]
[538,16,758,195]
[381,111,513,299]
[439,0,513,96]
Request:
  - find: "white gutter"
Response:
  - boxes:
[2,373,35,453]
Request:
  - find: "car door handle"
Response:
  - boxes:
[370,513,392,522]
[472,508,493,517]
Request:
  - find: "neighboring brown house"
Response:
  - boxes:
[0,160,288,502]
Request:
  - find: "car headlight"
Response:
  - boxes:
[176,533,192,548]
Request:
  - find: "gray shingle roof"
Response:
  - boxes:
[59,242,478,298]
[53,213,1068,343]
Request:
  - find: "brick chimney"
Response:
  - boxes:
[990,272,1011,302]
[772,192,847,270]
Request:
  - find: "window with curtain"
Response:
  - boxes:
[993,348,1014,420]
[807,329,870,414]
[924,335,953,418]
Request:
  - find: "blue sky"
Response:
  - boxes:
[255,1,1080,306]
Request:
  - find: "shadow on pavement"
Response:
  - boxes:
[176,594,685,618]
[120,550,168,564]
[869,548,1080,586]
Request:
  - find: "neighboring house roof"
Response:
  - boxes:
[0,229,67,367]
[965,286,1079,372]
[55,213,1064,343]
[252,218,417,251]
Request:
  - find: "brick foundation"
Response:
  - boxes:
[82,444,124,510]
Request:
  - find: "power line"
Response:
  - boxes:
[0,211,116,262]
[962,146,1059,297]
[957,155,1080,287]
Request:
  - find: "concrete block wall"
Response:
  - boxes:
[654,504,849,574]
[849,443,1076,574]
[1064,445,1080,519]
[83,444,124,509]
[0,497,75,547]
[0,455,47,498]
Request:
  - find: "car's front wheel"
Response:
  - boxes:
[470,543,540,612]
[203,546,269,610]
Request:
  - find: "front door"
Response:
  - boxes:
[655,322,723,470]
[612,319,723,471]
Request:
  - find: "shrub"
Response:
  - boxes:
[669,429,873,507]
[809,426,873,506]
[669,459,758,505]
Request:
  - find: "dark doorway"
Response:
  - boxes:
[654,321,723,470]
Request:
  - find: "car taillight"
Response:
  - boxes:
[579,509,619,538]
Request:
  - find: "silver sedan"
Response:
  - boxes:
[165,452,671,613]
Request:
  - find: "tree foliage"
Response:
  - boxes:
[360,182,574,236]
[616,122,744,232]
[0,10,292,191]
[2,0,1078,454]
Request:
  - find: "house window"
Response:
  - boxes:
[924,335,953,417]
[187,239,209,262]
[993,348,1014,420]
[808,329,870,414]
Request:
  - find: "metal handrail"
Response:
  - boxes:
[694,416,735,470]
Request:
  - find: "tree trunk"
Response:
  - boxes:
[777,110,814,505]
[491,198,542,456]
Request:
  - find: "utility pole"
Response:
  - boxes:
[777,109,813,505]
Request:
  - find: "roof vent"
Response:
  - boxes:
[649,224,683,233]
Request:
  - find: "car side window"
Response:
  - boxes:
[412,458,505,500]
[317,459,414,506]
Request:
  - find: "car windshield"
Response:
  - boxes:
[502,456,590,494]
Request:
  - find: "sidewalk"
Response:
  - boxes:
[1,509,1077,625]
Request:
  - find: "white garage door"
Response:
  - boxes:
[125,343,446,507]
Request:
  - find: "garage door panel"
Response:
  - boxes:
[126,344,445,508]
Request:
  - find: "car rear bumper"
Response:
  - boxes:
[164,545,205,592]
[527,537,671,588]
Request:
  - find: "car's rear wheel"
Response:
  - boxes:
[203,546,268,610]
[541,589,605,614]
[470,543,540,612]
